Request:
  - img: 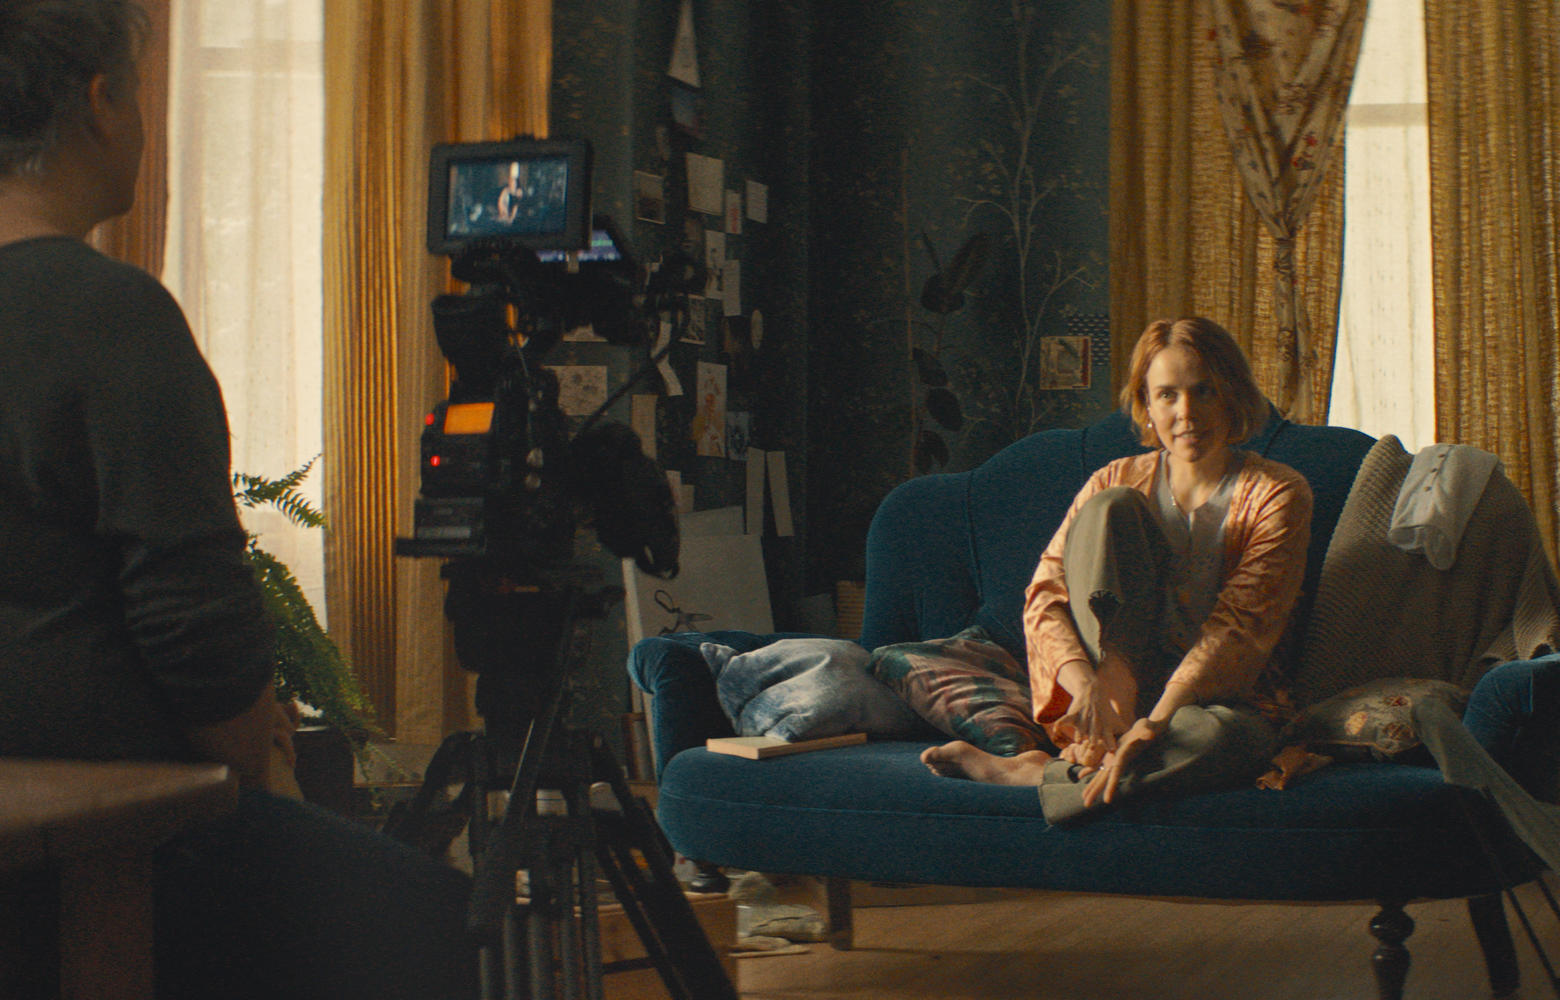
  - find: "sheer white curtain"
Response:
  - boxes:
[163,0,326,614]
[1327,0,1435,450]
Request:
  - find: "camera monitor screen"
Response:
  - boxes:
[427,137,592,255]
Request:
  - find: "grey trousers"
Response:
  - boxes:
[1040,487,1277,824]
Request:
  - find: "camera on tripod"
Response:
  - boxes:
[394,135,688,580]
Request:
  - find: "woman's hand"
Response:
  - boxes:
[1080,715,1168,807]
[1053,676,1130,769]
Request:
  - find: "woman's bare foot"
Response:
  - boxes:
[920,742,1053,786]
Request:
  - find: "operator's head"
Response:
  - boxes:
[0,0,148,179]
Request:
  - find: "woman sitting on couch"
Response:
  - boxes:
[923,317,1314,821]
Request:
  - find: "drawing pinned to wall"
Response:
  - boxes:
[725,190,742,235]
[726,412,750,461]
[634,171,666,224]
[746,180,768,224]
[668,0,700,87]
[1037,336,1090,391]
[691,361,728,458]
[547,365,610,415]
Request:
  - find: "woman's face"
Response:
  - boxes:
[1144,344,1231,467]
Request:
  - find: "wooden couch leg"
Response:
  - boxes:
[825,877,854,951]
[1369,900,1415,1000]
[1467,892,1521,997]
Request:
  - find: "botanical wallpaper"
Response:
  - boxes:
[548,0,1111,752]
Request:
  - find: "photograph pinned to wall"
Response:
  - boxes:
[726,412,750,462]
[682,294,707,344]
[746,180,768,224]
[691,361,728,458]
[667,0,699,87]
[704,230,725,300]
[686,153,724,215]
[722,314,756,393]
[634,170,666,224]
[725,190,742,235]
[546,365,610,416]
[670,83,704,140]
[1037,336,1091,390]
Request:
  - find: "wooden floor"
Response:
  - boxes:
[737,876,1560,1000]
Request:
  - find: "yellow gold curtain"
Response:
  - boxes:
[88,0,169,274]
[1109,0,1345,421]
[1425,0,1560,564]
[323,0,551,741]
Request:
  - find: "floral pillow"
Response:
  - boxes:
[866,625,1051,757]
[1278,677,1471,763]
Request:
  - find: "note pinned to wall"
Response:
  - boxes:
[668,0,700,87]
[631,394,657,459]
[745,447,767,535]
[686,153,724,215]
[746,180,768,223]
[767,450,795,536]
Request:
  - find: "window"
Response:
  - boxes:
[163,0,326,612]
[1327,0,1435,451]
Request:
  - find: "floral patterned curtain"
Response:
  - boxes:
[1207,0,1367,422]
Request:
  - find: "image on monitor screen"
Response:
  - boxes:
[445,155,571,241]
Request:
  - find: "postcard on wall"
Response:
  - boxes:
[686,153,724,215]
[634,171,666,224]
[692,361,728,458]
[746,180,768,223]
[1037,336,1091,391]
[668,0,700,87]
[547,365,609,416]
[725,190,742,235]
[722,259,741,316]
[703,230,725,299]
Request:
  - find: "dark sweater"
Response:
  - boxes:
[0,237,274,761]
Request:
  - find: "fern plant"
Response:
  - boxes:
[233,459,378,743]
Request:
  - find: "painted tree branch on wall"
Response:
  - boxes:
[956,4,1104,442]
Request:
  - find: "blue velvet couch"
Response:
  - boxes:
[629,407,1555,999]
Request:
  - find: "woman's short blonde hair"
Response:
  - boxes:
[1118,317,1269,449]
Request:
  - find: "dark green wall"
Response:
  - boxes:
[548,0,1110,745]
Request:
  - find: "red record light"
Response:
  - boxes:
[430,455,442,467]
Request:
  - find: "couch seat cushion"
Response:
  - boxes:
[656,741,1538,902]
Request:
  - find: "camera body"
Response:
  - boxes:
[395,136,680,581]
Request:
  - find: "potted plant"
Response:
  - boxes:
[233,460,379,812]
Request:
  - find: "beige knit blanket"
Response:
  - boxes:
[1291,435,1560,707]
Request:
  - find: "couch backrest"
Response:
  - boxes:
[858,406,1376,660]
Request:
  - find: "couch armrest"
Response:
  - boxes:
[628,631,823,774]
[1463,653,1560,803]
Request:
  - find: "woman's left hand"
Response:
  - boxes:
[1080,716,1168,808]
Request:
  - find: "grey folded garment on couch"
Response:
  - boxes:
[701,637,925,742]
